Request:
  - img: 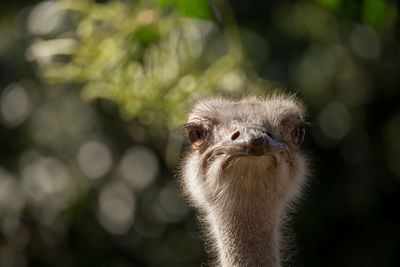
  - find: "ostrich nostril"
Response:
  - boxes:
[251,136,264,147]
[231,131,240,140]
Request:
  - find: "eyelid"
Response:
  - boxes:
[181,122,202,133]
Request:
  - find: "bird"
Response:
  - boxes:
[180,95,310,267]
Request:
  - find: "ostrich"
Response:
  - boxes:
[180,95,310,267]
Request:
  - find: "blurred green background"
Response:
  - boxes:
[0,0,399,266]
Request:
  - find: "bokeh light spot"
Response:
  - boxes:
[350,24,380,59]
[119,146,159,191]
[78,141,113,179]
[318,102,351,139]
[27,1,65,36]
[318,102,351,140]
[0,168,25,218]
[21,157,75,222]
[152,183,189,223]
[385,114,400,153]
[218,69,246,92]
[98,182,135,235]
[1,84,30,128]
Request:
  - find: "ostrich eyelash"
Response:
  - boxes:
[180,122,203,134]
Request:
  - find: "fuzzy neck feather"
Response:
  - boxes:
[206,201,282,267]
[200,160,290,267]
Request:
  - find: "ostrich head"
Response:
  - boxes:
[180,95,310,267]
[182,95,309,209]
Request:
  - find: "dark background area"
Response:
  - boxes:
[0,0,399,266]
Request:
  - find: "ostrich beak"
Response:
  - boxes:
[206,126,286,161]
[229,126,286,152]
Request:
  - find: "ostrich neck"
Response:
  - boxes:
[206,186,283,267]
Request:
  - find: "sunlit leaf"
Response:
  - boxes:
[177,0,215,20]
[158,0,215,20]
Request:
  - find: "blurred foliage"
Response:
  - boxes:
[0,0,400,266]
[36,0,268,127]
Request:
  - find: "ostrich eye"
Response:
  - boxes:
[188,127,207,147]
[291,126,305,146]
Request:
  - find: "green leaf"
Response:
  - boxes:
[135,26,159,46]
[316,0,341,10]
[362,0,389,30]
[177,0,215,20]
[158,0,173,9]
